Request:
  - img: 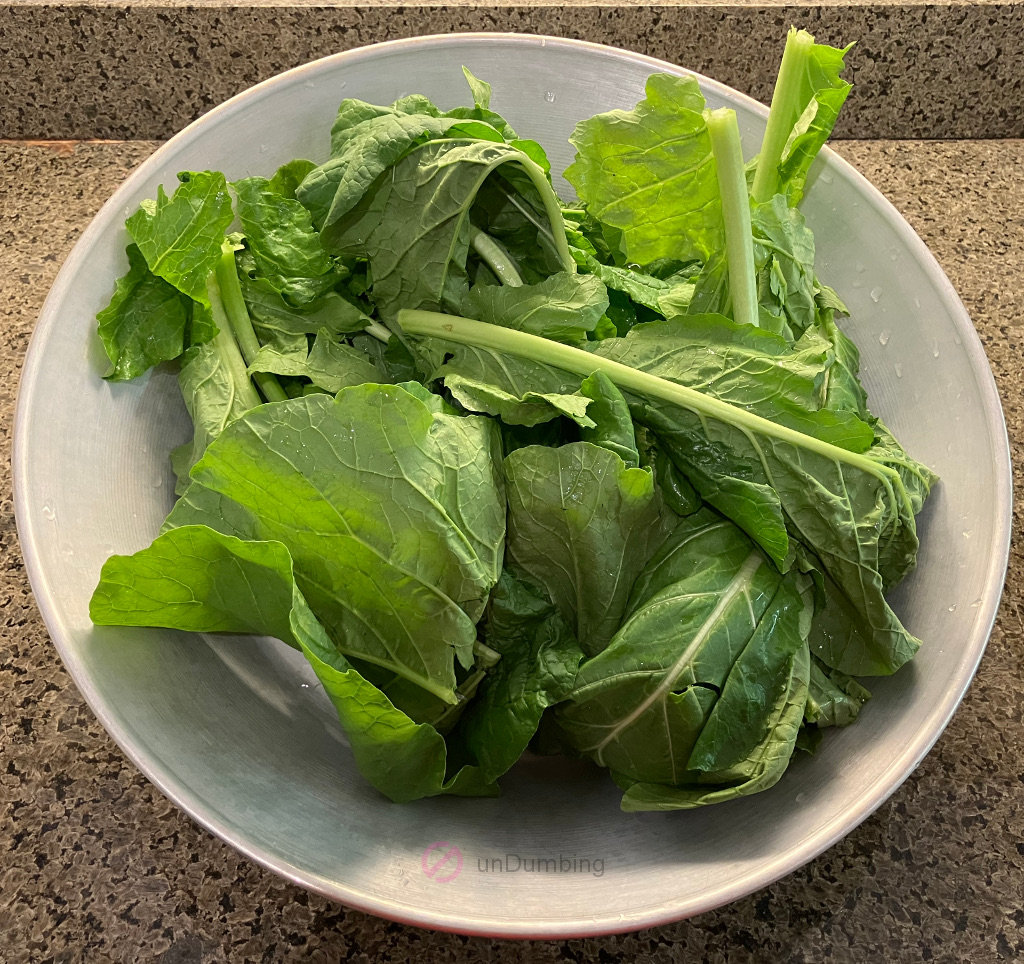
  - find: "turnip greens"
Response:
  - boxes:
[89,30,936,809]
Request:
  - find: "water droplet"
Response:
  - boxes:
[259,143,269,154]
[856,262,866,274]
[820,171,834,184]
[795,792,808,804]
[41,504,55,521]
[963,529,973,539]
[300,682,310,689]
[889,250,899,262]
[932,342,940,357]
[544,91,556,103]
[852,280,864,289]
[151,477,163,488]
[870,287,883,303]
[878,329,891,346]
[894,362,903,378]
[304,79,315,89]
[954,335,962,345]
[914,297,921,308]
[948,604,957,613]
[946,442,953,453]
[970,597,982,609]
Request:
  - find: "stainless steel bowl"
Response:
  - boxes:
[13,34,1012,938]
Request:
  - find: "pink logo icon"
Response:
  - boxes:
[421,841,463,883]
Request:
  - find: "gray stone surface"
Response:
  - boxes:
[2,4,1023,140]
[0,136,1022,962]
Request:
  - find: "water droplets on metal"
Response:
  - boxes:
[870,287,883,303]
[894,362,903,378]
[878,329,891,346]
[544,91,557,103]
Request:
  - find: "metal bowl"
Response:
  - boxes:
[13,34,1011,938]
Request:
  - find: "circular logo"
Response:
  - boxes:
[421,841,463,883]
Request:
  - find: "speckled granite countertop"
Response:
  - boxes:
[4,4,1024,140]
[0,136,1021,962]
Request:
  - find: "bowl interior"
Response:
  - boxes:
[14,35,1010,938]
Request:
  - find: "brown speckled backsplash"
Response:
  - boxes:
[2,4,1023,140]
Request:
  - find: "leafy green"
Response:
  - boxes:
[554,508,812,810]
[465,271,608,344]
[96,244,192,380]
[751,27,853,206]
[325,140,572,321]
[90,40,936,811]
[504,441,677,657]
[233,176,345,305]
[239,274,371,337]
[162,384,506,702]
[401,312,926,677]
[268,159,317,200]
[247,329,387,392]
[126,171,235,305]
[565,73,724,265]
[297,106,505,232]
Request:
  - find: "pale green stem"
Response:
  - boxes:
[706,108,759,329]
[363,321,393,344]
[751,27,815,203]
[398,309,904,492]
[205,275,262,411]
[470,228,523,286]
[214,244,287,403]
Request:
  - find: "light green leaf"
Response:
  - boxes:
[233,176,344,306]
[466,271,608,344]
[504,441,677,657]
[96,243,190,381]
[126,170,235,305]
[268,159,318,200]
[565,73,724,265]
[164,384,506,702]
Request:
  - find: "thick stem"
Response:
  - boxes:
[398,309,904,491]
[706,108,759,329]
[214,244,288,403]
[510,154,577,275]
[470,228,523,286]
[363,321,393,344]
[751,27,815,203]
[205,275,262,411]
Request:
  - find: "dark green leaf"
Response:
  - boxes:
[96,244,190,381]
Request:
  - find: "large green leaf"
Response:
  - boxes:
[401,310,930,676]
[96,243,191,381]
[233,176,344,306]
[554,509,811,809]
[296,107,505,232]
[163,383,506,702]
[504,441,677,657]
[565,73,724,265]
[126,171,235,305]
[89,525,543,802]
[324,140,565,322]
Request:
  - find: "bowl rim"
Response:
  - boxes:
[13,31,1013,939]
